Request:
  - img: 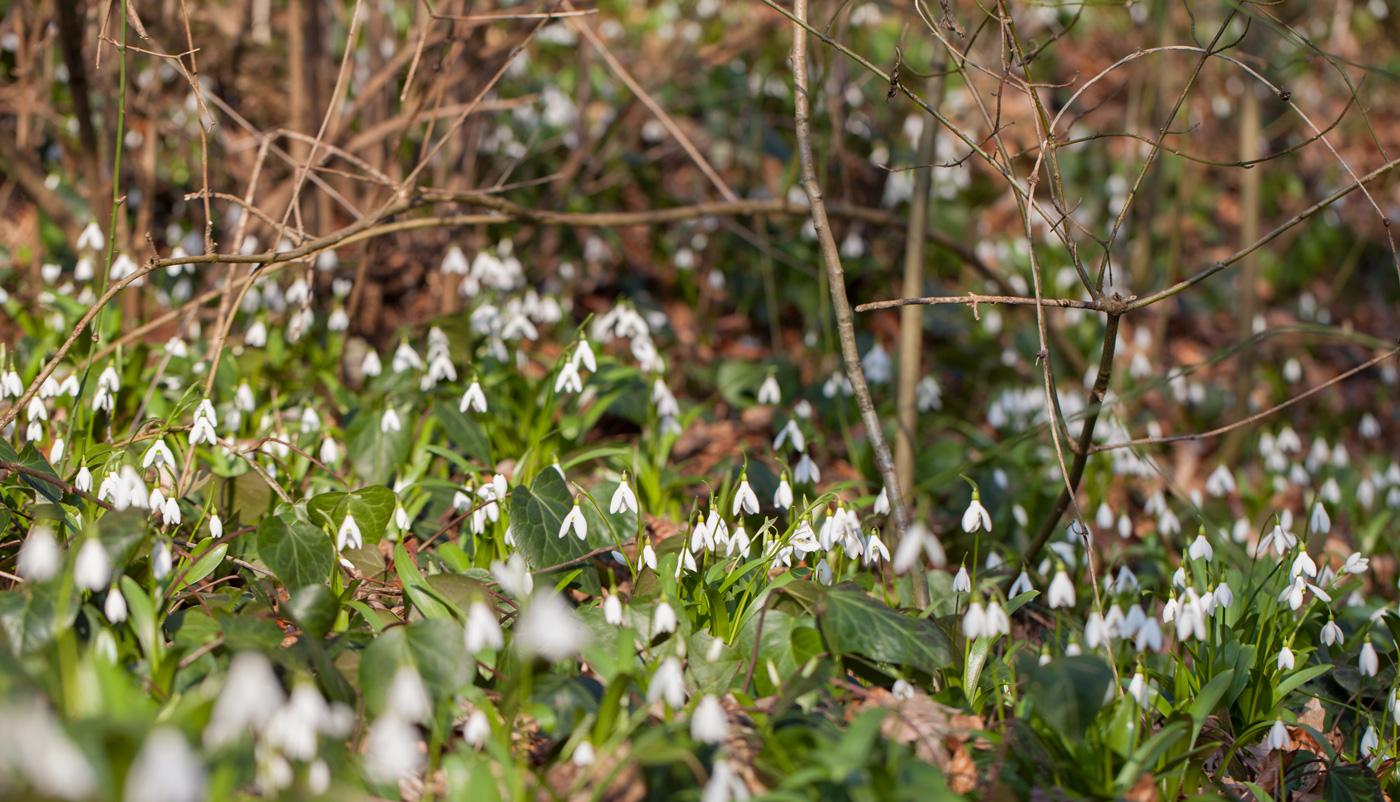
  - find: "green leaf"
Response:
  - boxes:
[212,470,274,527]
[1024,655,1115,742]
[256,502,335,591]
[0,440,64,503]
[818,587,952,674]
[309,485,396,545]
[394,543,460,621]
[0,585,77,656]
[1113,720,1189,792]
[1187,669,1235,743]
[346,405,413,486]
[119,575,159,660]
[508,468,601,595]
[285,584,339,639]
[172,538,228,592]
[1323,763,1384,802]
[359,619,471,717]
[434,402,493,465]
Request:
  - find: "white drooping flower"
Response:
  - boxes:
[1309,502,1331,535]
[559,500,588,540]
[554,361,583,394]
[459,380,487,414]
[647,657,686,708]
[1343,552,1370,575]
[123,728,204,802]
[1047,570,1076,609]
[756,375,781,405]
[1128,672,1148,707]
[104,585,127,623]
[961,495,991,533]
[463,601,504,653]
[1320,619,1345,646]
[610,475,639,515]
[952,564,972,593]
[380,408,402,433]
[363,714,424,784]
[652,601,678,635]
[515,592,588,661]
[1188,533,1213,563]
[1266,719,1292,751]
[18,525,61,583]
[1008,571,1034,598]
[603,595,625,627]
[690,695,728,744]
[336,514,362,551]
[73,538,111,591]
[794,452,820,484]
[774,474,793,509]
[1205,464,1236,497]
[1277,646,1295,671]
[733,475,759,516]
[1360,641,1380,677]
[204,652,286,747]
[387,666,432,722]
[490,553,534,598]
[463,711,491,748]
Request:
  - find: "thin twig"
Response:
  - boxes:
[789,0,924,608]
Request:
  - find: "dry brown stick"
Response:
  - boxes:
[1091,347,1400,454]
[0,461,114,511]
[563,0,737,203]
[858,293,1098,312]
[790,0,926,608]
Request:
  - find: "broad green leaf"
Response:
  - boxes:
[1187,669,1235,743]
[212,470,274,526]
[119,575,159,660]
[359,619,471,717]
[1113,720,1189,792]
[172,538,228,592]
[256,502,335,591]
[0,440,64,503]
[285,584,339,639]
[1323,763,1384,802]
[394,543,460,621]
[0,585,77,656]
[1024,655,1115,742]
[434,402,493,465]
[346,405,413,486]
[818,587,952,674]
[1273,664,1333,708]
[508,468,601,595]
[309,485,396,545]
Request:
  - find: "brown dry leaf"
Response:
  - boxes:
[947,743,978,794]
[1299,697,1326,731]
[1124,772,1159,802]
[877,691,984,768]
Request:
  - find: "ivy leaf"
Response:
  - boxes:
[0,584,77,656]
[1323,763,1384,802]
[434,402,493,465]
[0,440,64,503]
[508,469,601,596]
[358,619,471,718]
[818,587,953,675]
[1023,655,1116,742]
[346,406,412,486]
[256,501,335,590]
[308,485,396,545]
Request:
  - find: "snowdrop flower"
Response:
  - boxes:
[952,564,972,593]
[77,220,105,251]
[463,601,504,653]
[1047,570,1076,608]
[1266,719,1292,751]
[571,742,595,767]
[204,652,286,747]
[515,592,588,661]
[774,474,793,509]
[490,553,534,598]
[124,728,204,802]
[459,380,487,413]
[773,419,805,452]
[1362,725,1380,758]
[1188,533,1213,563]
[1277,646,1295,671]
[1309,502,1331,535]
[161,497,182,527]
[380,408,402,433]
[18,526,61,583]
[151,540,172,581]
[391,341,423,373]
[872,487,890,516]
[1136,617,1163,652]
[733,474,759,516]
[1343,552,1370,575]
[653,601,678,635]
[814,559,833,585]
[864,533,890,566]
[463,711,491,748]
[363,715,424,783]
[336,514,362,551]
[209,514,223,538]
[1361,642,1380,677]
[961,494,992,533]
[1263,523,1297,556]
[1008,571,1034,597]
[641,543,658,571]
[962,602,986,640]
[611,475,638,514]
[1205,465,1236,497]
[757,374,781,405]
[74,538,111,591]
[554,361,583,394]
[648,657,686,708]
[794,452,820,484]
[1291,551,1317,580]
[572,338,597,373]
[603,595,625,627]
[691,695,728,744]
[1128,672,1148,707]
[244,320,267,348]
[319,437,340,467]
[559,499,587,540]
[361,350,383,377]
[1320,618,1344,646]
[1213,582,1234,609]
